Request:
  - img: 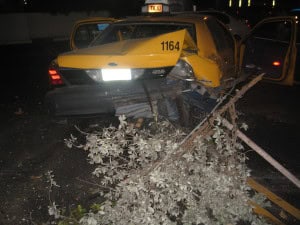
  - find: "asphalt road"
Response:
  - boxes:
[0,42,299,224]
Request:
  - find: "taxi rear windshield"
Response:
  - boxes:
[90,22,195,46]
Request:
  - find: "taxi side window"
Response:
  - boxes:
[205,18,235,52]
[252,21,292,42]
[75,26,89,42]
[74,23,110,48]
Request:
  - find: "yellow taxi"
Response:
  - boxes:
[45,0,298,125]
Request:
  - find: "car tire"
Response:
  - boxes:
[175,95,191,127]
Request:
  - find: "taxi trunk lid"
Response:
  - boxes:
[57,29,197,69]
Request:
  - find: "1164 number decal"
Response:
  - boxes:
[161,41,180,51]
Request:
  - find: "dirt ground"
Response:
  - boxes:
[0,109,122,224]
[0,43,299,225]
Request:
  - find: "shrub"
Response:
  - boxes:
[50,115,270,225]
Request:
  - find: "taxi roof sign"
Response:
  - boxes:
[142,0,170,14]
[148,4,163,13]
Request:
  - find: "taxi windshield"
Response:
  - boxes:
[90,22,195,46]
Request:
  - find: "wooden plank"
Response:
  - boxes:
[249,200,286,225]
[247,177,300,220]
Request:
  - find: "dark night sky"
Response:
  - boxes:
[0,0,146,16]
[0,0,217,17]
[0,0,300,16]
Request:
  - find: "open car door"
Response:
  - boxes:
[70,17,116,50]
[239,16,298,85]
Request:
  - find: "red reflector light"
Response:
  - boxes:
[50,74,61,80]
[49,69,64,85]
[49,69,58,75]
[272,61,281,66]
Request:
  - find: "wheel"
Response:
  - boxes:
[175,95,191,127]
[179,91,218,127]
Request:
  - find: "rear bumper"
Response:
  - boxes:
[45,79,181,117]
[45,85,115,116]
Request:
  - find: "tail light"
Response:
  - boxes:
[272,61,281,67]
[49,68,64,86]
